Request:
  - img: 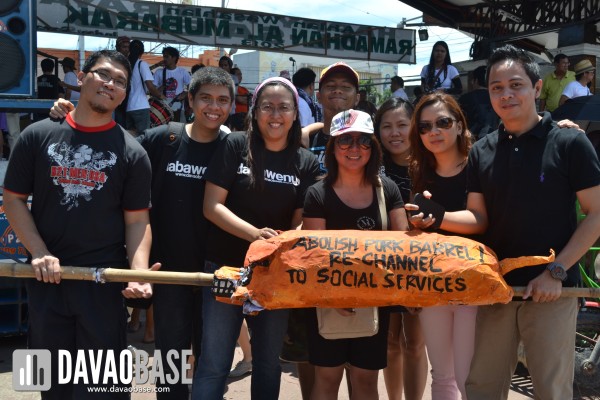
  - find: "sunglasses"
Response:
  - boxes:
[336,134,373,150]
[418,117,457,135]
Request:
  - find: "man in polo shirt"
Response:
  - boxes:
[410,44,600,399]
[539,53,575,112]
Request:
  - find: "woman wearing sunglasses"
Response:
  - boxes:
[375,98,429,400]
[196,77,320,400]
[406,92,476,400]
[303,109,409,400]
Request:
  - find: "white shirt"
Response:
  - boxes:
[562,80,591,100]
[298,98,315,127]
[127,60,154,112]
[420,65,460,90]
[64,71,80,101]
[153,66,191,111]
[392,88,408,101]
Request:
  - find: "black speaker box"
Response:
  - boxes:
[0,0,36,97]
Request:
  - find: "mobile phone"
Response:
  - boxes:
[412,193,445,229]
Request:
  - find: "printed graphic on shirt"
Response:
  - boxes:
[166,161,207,180]
[236,163,300,186]
[357,216,376,230]
[48,143,117,210]
[310,146,326,174]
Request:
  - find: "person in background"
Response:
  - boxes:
[390,76,408,101]
[115,36,131,57]
[34,58,64,122]
[303,109,408,400]
[113,36,131,126]
[60,57,80,102]
[4,49,155,399]
[126,39,163,135]
[194,77,320,400]
[420,41,462,96]
[229,319,253,378]
[154,47,191,122]
[458,65,499,140]
[375,97,428,400]
[219,55,238,120]
[293,67,319,127]
[559,59,595,106]
[407,92,477,400]
[356,88,378,119]
[231,67,250,130]
[539,54,574,112]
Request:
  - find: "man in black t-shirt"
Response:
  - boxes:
[304,62,360,173]
[412,45,600,400]
[34,58,64,122]
[4,50,153,399]
[458,65,499,140]
[137,66,234,399]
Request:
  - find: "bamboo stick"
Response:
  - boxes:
[0,263,214,286]
[2,263,600,298]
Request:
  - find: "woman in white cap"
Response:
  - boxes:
[303,109,409,400]
[559,59,595,106]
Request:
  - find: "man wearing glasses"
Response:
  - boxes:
[3,50,154,399]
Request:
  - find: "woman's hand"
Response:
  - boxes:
[405,191,437,229]
[253,227,278,241]
[49,98,75,119]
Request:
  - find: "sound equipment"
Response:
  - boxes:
[0,0,36,97]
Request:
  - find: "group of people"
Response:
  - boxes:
[4,34,600,400]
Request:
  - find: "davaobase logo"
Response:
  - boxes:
[13,349,192,392]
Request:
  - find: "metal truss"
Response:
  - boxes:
[401,0,600,55]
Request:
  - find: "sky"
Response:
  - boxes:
[36,0,474,82]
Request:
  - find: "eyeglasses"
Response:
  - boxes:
[197,94,232,107]
[89,69,128,90]
[257,104,295,115]
[336,134,373,150]
[417,117,456,135]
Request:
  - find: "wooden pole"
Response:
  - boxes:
[0,263,214,286]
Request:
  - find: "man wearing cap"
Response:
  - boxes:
[60,57,80,101]
[305,62,360,173]
[116,36,131,57]
[539,54,575,112]
[559,59,595,106]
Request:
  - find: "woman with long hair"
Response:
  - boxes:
[195,77,320,400]
[420,41,463,96]
[374,98,428,400]
[407,92,479,399]
[303,109,409,400]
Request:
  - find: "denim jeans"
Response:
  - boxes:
[192,260,289,400]
[153,283,203,400]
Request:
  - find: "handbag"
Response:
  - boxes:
[316,178,387,340]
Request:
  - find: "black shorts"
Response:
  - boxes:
[307,307,390,370]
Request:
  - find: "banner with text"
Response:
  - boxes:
[36,0,416,63]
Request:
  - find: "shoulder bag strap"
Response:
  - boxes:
[376,177,388,230]
[162,67,167,96]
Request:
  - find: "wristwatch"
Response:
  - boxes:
[546,262,568,281]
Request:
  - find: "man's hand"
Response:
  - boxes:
[49,98,75,119]
[122,263,161,299]
[522,269,562,302]
[31,254,61,284]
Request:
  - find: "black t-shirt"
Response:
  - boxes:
[458,89,499,140]
[138,124,227,272]
[204,132,320,267]
[467,112,600,286]
[381,158,411,204]
[303,177,404,230]
[4,115,151,267]
[37,74,63,100]
[308,129,330,174]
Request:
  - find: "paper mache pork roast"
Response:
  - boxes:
[213,230,554,312]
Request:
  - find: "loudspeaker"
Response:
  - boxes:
[0,0,36,97]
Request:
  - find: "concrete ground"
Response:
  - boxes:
[0,319,598,399]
